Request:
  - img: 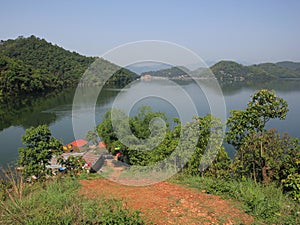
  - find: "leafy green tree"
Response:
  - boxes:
[226,89,288,149]
[97,109,127,153]
[226,90,296,183]
[234,129,299,184]
[18,125,62,179]
[97,106,170,165]
[184,115,231,177]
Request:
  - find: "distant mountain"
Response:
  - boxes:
[276,61,300,71]
[0,35,137,99]
[141,60,300,81]
[141,66,191,78]
[251,63,300,79]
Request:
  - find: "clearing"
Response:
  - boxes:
[80,160,254,225]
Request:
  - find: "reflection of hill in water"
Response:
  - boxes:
[0,87,119,132]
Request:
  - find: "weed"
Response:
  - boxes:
[171,174,300,224]
[0,169,145,224]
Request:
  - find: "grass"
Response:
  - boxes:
[171,174,300,224]
[2,167,299,224]
[0,169,145,225]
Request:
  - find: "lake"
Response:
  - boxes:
[1,79,300,167]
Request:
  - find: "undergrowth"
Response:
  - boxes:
[0,169,145,225]
[171,174,300,225]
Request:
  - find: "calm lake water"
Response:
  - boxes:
[1,79,300,167]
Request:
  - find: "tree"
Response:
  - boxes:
[233,129,299,184]
[18,125,62,180]
[97,106,169,165]
[184,115,231,177]
[97,109,127,153]
[226,89,288,149]
[226,89,293,184]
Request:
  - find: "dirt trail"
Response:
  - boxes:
[80,177,254,225]
[104,159,123,179]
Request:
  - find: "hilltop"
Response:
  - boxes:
[0,35,137,99]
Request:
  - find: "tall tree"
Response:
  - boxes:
[18,125,62,180]
[226,89,292,183]
[226,89,288,149]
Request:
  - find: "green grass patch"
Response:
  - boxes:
[0,175,145,225]
[171,174,300,224]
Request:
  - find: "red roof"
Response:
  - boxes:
[69,139,88,147]
[98,141,106,148]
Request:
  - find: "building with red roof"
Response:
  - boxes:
[69,139,88,148]
[98,141,106,148]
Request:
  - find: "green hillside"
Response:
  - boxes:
[212,61,300,80]
[0,35,137,99]
[276,61,300,71]
[141,66,190,78]
[211,61,254,80]
[253,63,300,78]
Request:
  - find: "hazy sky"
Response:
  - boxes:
[1,0,300,64]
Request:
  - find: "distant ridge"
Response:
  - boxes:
[141,60,300,81]
[276,61,300,72]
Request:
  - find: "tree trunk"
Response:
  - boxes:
[262,164,270,184]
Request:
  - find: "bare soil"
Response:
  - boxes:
[80,177,254,224]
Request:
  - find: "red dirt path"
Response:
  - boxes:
[79,178,254,225]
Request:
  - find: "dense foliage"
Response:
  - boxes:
[18,125,63,180]
[252,62,300,79]
[0,35,138,99]
[0,36,94,97]
[97,106,231,177]
[226,89,288,148]
[79,57,138,87]
[226,89,300,200]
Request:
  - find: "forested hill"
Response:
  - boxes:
[141,60,300,80]
[276,61,300,72]
[141,66,190,78]
[0,35,138,99]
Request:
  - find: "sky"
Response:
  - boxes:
[1,0,300,64]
